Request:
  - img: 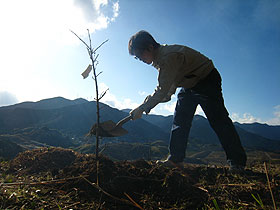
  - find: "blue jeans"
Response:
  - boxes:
[168,68,247,166]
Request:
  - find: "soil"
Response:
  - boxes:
[1,147,280,209]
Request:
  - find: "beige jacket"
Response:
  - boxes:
[140,44,214,113]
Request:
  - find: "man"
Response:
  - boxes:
[128,30,247,171]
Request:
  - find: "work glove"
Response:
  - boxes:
[130,106,144,120]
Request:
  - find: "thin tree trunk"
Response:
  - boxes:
[71,29,108,186]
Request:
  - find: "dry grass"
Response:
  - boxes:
[1,147,279,209]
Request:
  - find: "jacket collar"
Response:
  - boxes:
[152,44,165,68]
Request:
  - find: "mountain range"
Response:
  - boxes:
[0,97,280,159]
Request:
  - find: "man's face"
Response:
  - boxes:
[134,47,154,65]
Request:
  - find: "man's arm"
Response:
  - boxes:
[140,53,184,113]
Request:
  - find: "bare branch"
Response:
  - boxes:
[72,29,108,187]
[87,48,92,57]
[93,39,109,54]
[93,54,100,63]
[95,61,99,67]
[62,202,80,210]
[1,176,88,186]
[81,176,140,208]
[99,143,108,154]
[264,162,277,210]
[99,88,109,100]
[124,193,144,210]
[96,71,103,78]
[70,30,90,50]
[87,29,92,50]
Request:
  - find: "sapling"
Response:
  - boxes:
[71,29,108,185]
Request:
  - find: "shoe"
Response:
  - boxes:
[156,159,184,170]
[229,164,245,173]
[227,160,245,173]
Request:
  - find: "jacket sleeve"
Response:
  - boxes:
[160,83,177,102]
[140,53,184,113]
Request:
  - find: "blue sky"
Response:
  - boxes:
[0,0,279,125]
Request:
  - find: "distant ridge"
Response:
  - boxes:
[235,122,280,141]
[0,97,88,110]
[0,97,169,142]
[0,96,280,152]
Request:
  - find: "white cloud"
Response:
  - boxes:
[195,105,205,117]
[73,0,120,36]
[0,91,18,107]
[231,112,262,124]
[0,0,120,48]
[0,0,120,57]
[93,0,108,12]
[0,0,119,105]
[231,106,280,126]
[111,1,120,21]
[98,83,280,125]
[266,105,280,125]
[99,83,139,110]
[159,102,205,117]
[161,101,176,113]
[79,82,280,126]
[273,105,280,118]
[138,91,148,96]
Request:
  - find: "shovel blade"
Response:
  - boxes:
[109,125,129,137]
[89,120,128,137]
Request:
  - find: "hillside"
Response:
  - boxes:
[143,113,280,151]
[1,97,280,161]
[0,97,168,142]
[1,147,279,209]
[235,122,280,141]
[0,139,23,160]
[75,140,280,166]
[0,97,88,110]
[0,126,74,159]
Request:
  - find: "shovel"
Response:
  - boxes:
[88,115,133,137]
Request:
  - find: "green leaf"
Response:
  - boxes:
[251,193,264,208]
[213,199,220,210]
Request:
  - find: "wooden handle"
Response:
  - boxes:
[116,115,133,127]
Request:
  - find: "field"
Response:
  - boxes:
[1,147,280,209]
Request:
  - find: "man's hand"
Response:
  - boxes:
[130,106,144,120]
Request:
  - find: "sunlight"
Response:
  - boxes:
[0,0,119,103]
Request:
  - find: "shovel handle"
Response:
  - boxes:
[116,115,133,127]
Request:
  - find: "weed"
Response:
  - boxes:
[251,193,264,208]
[212,199,220,210]
[4,174,14,183]
[1,148,280,209]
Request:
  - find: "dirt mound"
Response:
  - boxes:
[2,147,280,209]
[9,147,77,174]
[6,148,207,208]
[59,155,207,208]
